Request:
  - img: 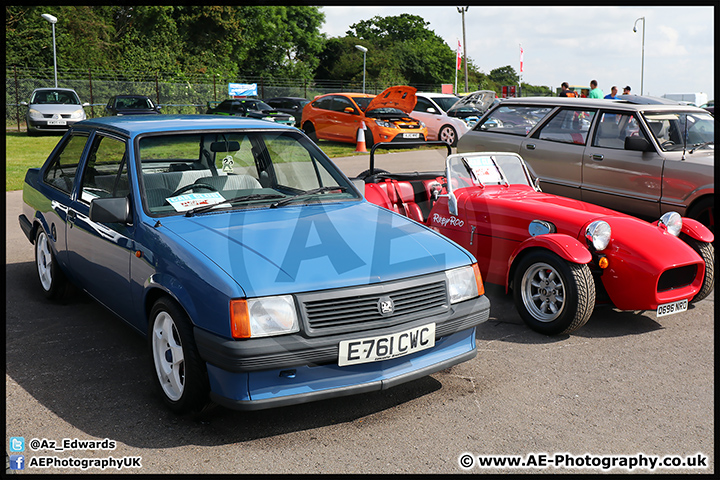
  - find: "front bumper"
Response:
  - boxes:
[195,294,489,410]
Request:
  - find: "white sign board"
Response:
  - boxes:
[228,83,258,97]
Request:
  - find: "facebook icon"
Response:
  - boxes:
[9,455,25,470]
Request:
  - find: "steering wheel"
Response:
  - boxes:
[170,183,217,197]
[661,141,676,148]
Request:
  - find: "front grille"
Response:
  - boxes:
[657,265,698,292]
[398,124,421,129]
[298,276,448,337]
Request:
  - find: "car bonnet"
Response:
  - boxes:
[365,85,418,114]
[158,201,472,298]
[448,90,496,114]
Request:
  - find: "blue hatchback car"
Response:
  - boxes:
[19,115,490,413]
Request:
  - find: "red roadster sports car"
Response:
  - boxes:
[357,142,714,335]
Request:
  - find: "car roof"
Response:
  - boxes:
[74,114,291,137]
[32,87,77,93]
[496,96,709,113]
[267,96,307,101]
[416,92,459,98]
[113,94,152,99]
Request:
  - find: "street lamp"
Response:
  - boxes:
[456,7,469,94]
[355,45,367,94]
[41,13,58,88]
[633,16,645,96]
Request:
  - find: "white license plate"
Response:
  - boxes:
[656,299,688,317]
[47,120,66,126]
[403,133,420,139]
[338,323,435,366]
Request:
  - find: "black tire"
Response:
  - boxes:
[681,235,714,303]
[34,227,69,300]
[302,121,318,142]
[513,250,596,335]
[364,128,374,148]
[686,197,714,235]
[438,125,458,147]
[149,297,210,414]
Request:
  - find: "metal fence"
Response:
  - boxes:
[5,66,446,130]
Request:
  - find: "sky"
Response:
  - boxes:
[318,6,714,101]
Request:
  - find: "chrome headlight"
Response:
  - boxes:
[70,108,85,119]
[231,295,299,338]
[418,120,426,128]
[28,108,43,119]
[446,264,483,304]
[585,220,611,251]
[659,211,682,236]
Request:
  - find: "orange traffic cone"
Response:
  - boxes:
[355,122,368,153]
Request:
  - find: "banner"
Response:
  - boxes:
[456,40,462,71]
[519,45,524,73]
[228,83,257,97]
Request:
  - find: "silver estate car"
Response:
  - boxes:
[457,97,714,232]
[21,88,89,135]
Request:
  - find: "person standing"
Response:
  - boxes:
[622,86,632,95]
[588,80,604,99]
[604,86,619,99]
[558,82,577,97]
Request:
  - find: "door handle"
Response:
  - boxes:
[67,210,76,228]
[590,154,604,161]
[525,144,536,150]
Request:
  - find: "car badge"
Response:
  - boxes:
[378,296,395,316]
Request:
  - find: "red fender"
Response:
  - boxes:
[680,217,714,243]
[506,234,592,292]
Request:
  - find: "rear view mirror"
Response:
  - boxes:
[210,141,241,152]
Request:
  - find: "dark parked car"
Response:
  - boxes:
[18,115,490,413]
[105,95,161,116]
[21,88,88,135]
[206,98,295,126]
[264,96,310,124]
[458,97,715,233]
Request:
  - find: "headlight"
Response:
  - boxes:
[28,108,43,119]
[659,211,682,236]
[374,118,396,129]
[446,264,484,304]
[585,220,611,251]
[262,116,276,122]
[418,120,426,128]
[70,109,85,119]
[230,295,299,339]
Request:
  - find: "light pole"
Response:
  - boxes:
[41,13,58,88]
[355,45,367,94]
[456,6,469,94]
[633,16,645,96]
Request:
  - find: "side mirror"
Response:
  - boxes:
[89,197,132,224]
[447,192,459,216]
[82,102,90,107]
[20,101,28,106]
[344,107,355,114]
[624,136,654,152]
[427,107,437,114]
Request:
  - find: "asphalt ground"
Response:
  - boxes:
[5,149,714,474]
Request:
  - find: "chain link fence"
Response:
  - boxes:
[6,66,445,131]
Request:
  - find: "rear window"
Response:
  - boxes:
[475,105,553,136]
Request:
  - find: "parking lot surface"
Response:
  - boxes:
[5,149,714,474]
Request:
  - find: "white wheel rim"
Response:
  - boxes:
[521,262,566,322]
[440,127,455,144]
[36,232,53,291]
[152,312,185,401]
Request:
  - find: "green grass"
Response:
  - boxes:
[4,132,442,191]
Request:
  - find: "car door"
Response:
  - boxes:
[65,131,136,322]
[520,107,597,200]
[581,111,662,218]
[329,96,362,142]
[412,97,442,140]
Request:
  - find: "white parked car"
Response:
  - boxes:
[21,88,89,135]
[412,93,468,146]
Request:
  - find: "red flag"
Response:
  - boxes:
[456,40,462,71]
[519,45,524,73]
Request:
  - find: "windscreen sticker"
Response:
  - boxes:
[166,192,226,212]
[464,156,502,184]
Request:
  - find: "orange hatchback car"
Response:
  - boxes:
[301,85,427,147]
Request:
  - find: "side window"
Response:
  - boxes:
[414,97,435,113]
[537,108,596,145]
[477,105,553,136]
[80,135,129,203]
[43,133,89,194]
[331,96,354,113]
[592,112,643,149]
[313,97,333,111]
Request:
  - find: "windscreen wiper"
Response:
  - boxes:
[185,193,284,216]
[689,141,714,154]
[269,186,347,208]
